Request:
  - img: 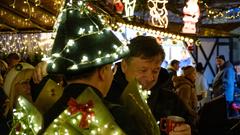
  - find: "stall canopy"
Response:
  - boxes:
[0,0,240,37]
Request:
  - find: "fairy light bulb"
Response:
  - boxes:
[69,64,78,70]
[67,39,74,46]
[96,58,101,63]
[78,28,85,35]
[81,56,88,62]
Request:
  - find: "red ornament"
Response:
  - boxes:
[67,98,95,129]
[114,0,124,14]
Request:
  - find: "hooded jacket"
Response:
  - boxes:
[173,76,198,118]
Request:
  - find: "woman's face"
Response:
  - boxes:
[14,70,33,100]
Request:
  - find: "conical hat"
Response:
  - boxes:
[47,0,129,75]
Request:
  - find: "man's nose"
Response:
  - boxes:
[146,71,155,81]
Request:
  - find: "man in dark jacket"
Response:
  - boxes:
[167,59,180,91]
[106,36,195,135]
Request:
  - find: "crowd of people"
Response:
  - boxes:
[1,1,240,135]
[1,39,240,135]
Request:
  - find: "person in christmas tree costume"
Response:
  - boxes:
[10,0,140,134]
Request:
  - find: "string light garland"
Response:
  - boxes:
[206,7,240,21]
[10,0,37,21]
[11,89,125,134]
[44,88,124,134]
[116,22,195,43]
[11,96,43,135]
[200,1,240,23]
[0,33,53,59]
[9,0,60,26]
[138,84,151,103]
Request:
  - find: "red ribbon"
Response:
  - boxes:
[67,98,94,129]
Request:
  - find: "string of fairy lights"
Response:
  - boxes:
[206,7,240,20]
[0,28,195,62]
[0,33,53,59]
[201,1,240,23]
[4,1,239,60]
[9,0,62,22]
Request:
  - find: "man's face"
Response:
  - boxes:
[216,58,224,68]
[173,63,180,71]
[122,56,162,90]
[188,70,197,82]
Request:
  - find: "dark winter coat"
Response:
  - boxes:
[106,63,199,135]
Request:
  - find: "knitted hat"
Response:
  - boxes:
[3,62,34,97]
[182,66,196,76]
[46,0,129,75]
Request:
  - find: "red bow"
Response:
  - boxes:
[67,98,94,129]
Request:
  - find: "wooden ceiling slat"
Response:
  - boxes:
[0,2,48,32]
[0,0,239,36]
[0,20,18,32]
[0,7,34,30]
[28,0,56,16]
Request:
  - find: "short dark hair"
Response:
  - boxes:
[170,59,180,66]
[126,36,165,62]
[196,62,204,72]
[216,55,225,61]
[6,53,20,60]
[64,67,98,81]
[63,64,108,81]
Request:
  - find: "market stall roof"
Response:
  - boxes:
[0,0,239,37]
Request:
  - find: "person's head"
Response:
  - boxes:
[3,63,34,109]
[121,36,165,90]
[216,55,225,68]
[6,53,21,70]
[182,65,196,82]
[170,59,180,71]
[46,3,129,97]
[195,62,204,73]
[64,63,118,96]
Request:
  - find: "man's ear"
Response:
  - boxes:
[97,66,107,81]
[121,59,127,73]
